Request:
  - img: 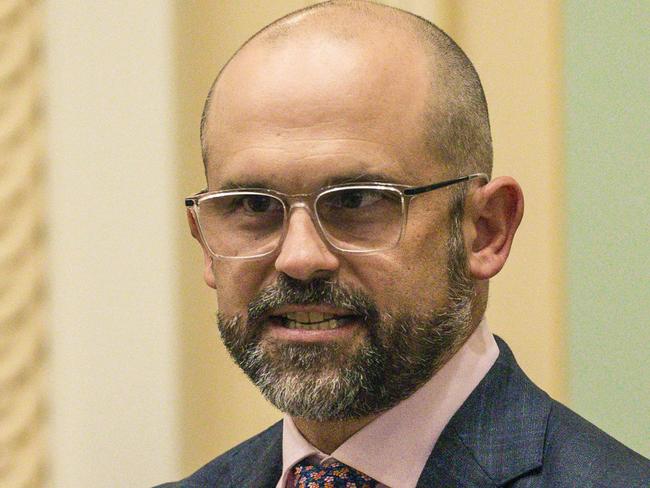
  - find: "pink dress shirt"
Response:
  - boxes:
[276,317,499,488]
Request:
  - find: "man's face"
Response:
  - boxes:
[200,33,476,420]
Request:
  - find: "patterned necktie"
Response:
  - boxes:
[292,459,378,487]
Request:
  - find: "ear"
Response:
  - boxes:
[466,176,524,280]
[187,209,217,289]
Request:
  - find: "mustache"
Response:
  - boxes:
[247,274,379,325]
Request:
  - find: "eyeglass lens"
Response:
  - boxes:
[196,187,404,258]
[316,187,403,252]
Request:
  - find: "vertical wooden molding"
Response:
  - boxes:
[451,1,566,401]
[0,1,47,487]
[381,0,457,33]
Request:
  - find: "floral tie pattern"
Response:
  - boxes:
[293,459,378,488]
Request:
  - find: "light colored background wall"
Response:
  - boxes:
[0,1,641,487]
[565,0,650,457]
[446,0,566,405]
[46,1,180,486]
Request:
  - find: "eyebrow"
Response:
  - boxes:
[217,180,273,191]
[325,173,397,186]
[216,172,399,191]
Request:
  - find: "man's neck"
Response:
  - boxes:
[292,413,380,454]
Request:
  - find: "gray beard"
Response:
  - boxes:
[217,209,475,421]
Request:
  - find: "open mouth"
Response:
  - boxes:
[269,311,358,330]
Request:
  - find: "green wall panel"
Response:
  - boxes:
[566,1,649,457]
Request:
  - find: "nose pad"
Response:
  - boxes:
[274,206,339,281]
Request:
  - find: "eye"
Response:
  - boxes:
[231,195,283,216]
[202,193,284,223]
[329,189,385,209]
[241,195,277,213]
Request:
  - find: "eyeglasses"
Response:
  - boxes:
[185,173,488,260]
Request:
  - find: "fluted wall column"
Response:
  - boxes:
[0,1,47,487]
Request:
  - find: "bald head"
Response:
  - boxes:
[201,0,492,179]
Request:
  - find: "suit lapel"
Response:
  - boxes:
[416,428,496,487]
[418,336,551,487]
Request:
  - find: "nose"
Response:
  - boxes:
[274,207,340,281]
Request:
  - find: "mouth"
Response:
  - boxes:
[260,305,365,343]
[269,311,359,330]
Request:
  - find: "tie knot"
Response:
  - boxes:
[293,459,378,487]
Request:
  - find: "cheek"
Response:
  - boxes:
[403,213,453,289]
[213,261,270,315]
[348,239,450,313]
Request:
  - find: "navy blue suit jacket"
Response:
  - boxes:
[156,337,650,487]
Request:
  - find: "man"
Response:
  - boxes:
[158,1,650,487]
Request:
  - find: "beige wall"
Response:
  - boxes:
[46,1,180,486]
[452,2,566,401]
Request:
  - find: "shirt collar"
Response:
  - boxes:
[277,317,498,488]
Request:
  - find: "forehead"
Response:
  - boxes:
[205,31,442,190]
[210,144,410,192]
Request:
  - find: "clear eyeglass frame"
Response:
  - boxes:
[185,172,489,260]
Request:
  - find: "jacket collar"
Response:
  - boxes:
[417,336,552,487]
[225,421,283,488]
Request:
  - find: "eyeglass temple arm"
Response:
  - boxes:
[403,173,489,196]
[184,175,489,204]
[185,188,209,207]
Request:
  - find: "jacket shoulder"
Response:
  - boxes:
[426,337,650,487]
[532,401,650,487]
[153,420,283,488]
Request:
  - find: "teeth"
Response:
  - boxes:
[296,311,309,323]
[285,311,335,323]
[308,312,324,322]
[285,319,340,330]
